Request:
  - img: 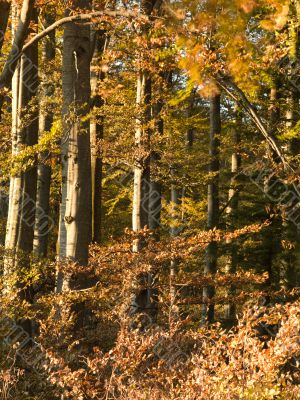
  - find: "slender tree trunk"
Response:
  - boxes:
[4,1,38,272]
[132,70,151,251]
[202,94,221,324]
[33,12,55,257]
[225,106,241,321]
[57,0,92,292]
[131,0,158,324]
[17,8,38,255]
[91,30,106,244]
[4,2,22,277]
[148,100,163,235]
[4,3,38,338]
[170,166,180,320]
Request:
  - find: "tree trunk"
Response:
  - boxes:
[170,165,181,320]
[130,0,158,324]
[202,94,221,324]
[148,99,163,235]
[225,106,241,321]
[33,12,55,257]
[57,0,92,292]
[4,1,33,274]
[91,30,106,244]
[132,70,151,251]
[17,8,38,255]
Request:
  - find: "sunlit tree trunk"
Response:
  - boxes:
[5,2,38,270]
[56,0,92,292]
[4,2,22,276]
[132,70,151,251]
[33,12,55,257]
[202,94,220,324]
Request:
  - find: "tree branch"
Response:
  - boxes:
[0,9,149,90]
[0,0,35,89]
[217,77,290,171]
[0,0,11,53]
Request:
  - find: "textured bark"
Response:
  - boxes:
[57,0,92,292]
[225,106,241,321]
[33,13,55,257]
[202,94,221,324]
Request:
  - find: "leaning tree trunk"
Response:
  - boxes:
[225,106,241,321]
[56,0,92,293]
[0,0,35,121]
[33,11,55,257]
[202,94,221,324]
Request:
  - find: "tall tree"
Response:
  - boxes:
[17,7,38,257]
[202,93,221,324]
[56,0,92,292]
[4,1,23,276]
[4,1,38,275]
[225,106,241,321]
[131,0,158,322]
[90,29,106,244]
[33,11,55,257]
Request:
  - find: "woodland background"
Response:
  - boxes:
[0,0,299,399]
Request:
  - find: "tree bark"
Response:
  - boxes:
[57,0,92,292]
[202,94,221,324]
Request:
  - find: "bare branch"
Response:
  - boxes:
[0,9,150,90]
[217,77,290,171]
[0,0,35,89]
